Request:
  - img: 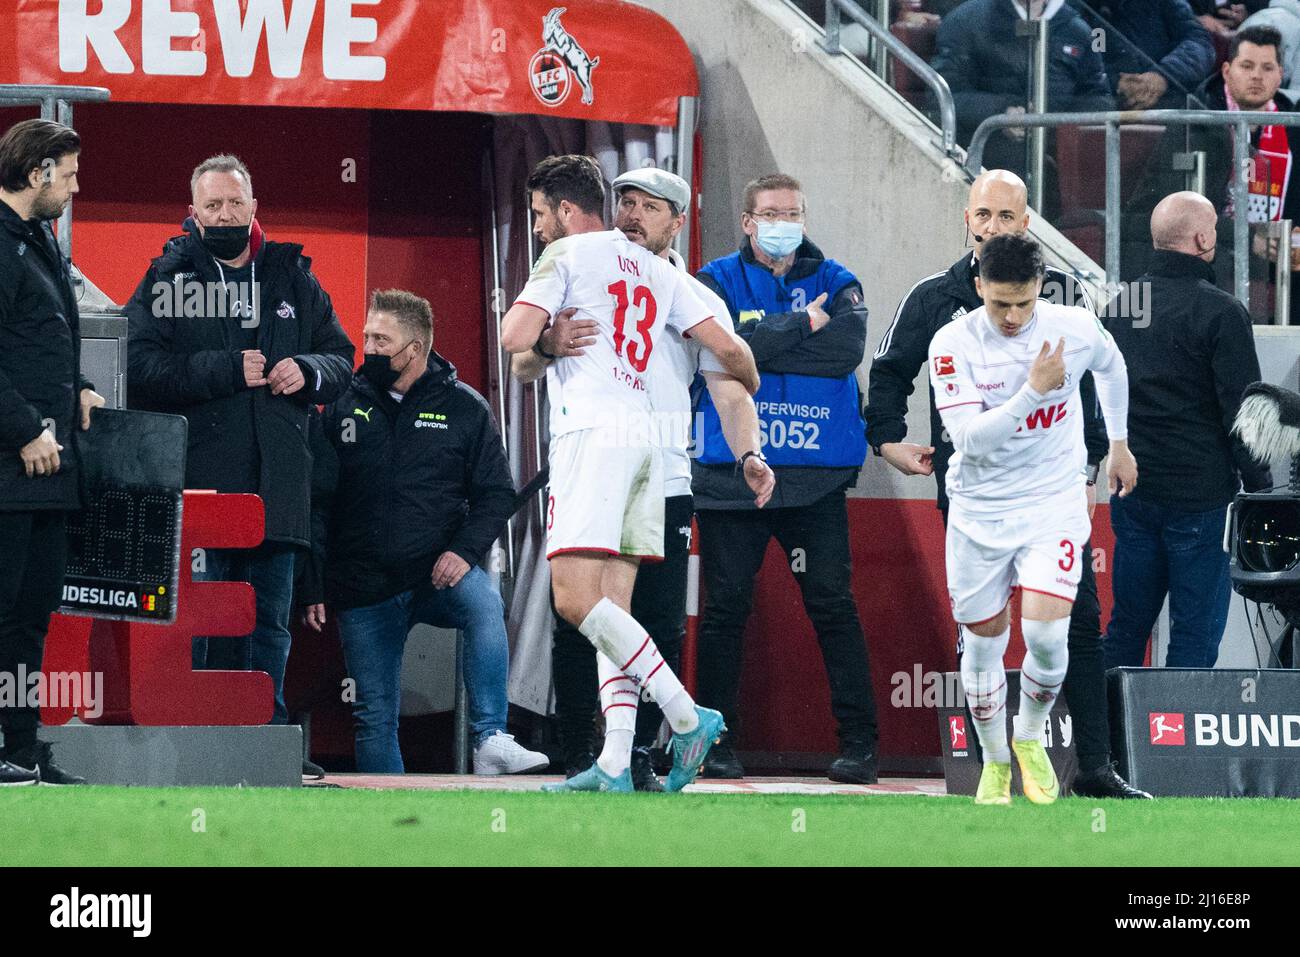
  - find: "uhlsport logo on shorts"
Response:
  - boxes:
[529,7,600,108]
[1149,712,1186,745]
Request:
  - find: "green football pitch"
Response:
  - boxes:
[2,787,1297,866]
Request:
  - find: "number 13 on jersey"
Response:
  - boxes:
[608,280,657,373]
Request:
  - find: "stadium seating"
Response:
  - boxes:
[1054,124,1165,264]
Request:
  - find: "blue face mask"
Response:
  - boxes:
[755,220,803,258]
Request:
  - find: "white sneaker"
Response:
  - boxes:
[473,731,550,775]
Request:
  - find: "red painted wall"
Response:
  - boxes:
[0,103,489,390]
[732,498,1119,763]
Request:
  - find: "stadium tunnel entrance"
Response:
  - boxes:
[0,0,708,769]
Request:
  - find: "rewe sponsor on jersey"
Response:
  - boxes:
[58,0,387,82]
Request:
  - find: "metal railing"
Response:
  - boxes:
[0,84,110,260]
[819,0,958,157]
[966,109,1300,311]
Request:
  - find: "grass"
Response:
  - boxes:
[1,787,1296,866]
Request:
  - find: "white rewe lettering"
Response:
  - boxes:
[212,0,317,78]
[141,0,205,76]
[322,0,386,81]
[59,0,133,73]
[57,0,387,82]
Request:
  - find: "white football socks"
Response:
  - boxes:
[960,624,1012,764]
[596,652,637,777]
[579,598,699,733]
[1016,617,1069,743]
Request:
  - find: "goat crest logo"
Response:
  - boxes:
[529,7,600,108]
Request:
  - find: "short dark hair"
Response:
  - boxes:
[979,234,1045,285]
[370,288,434,350]
[0,119,81,193]
[743,173,804,213]
[1229,25,1282,64]
[526,155,605,216]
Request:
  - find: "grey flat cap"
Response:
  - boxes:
[611,167,691,212]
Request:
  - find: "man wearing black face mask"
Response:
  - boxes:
[297,290,545,775]
[126,154,354,733]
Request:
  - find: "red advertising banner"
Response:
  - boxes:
[0,0,697,126]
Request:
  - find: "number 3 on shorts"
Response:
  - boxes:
[1058,539,1075,572]
[547,494,556,531]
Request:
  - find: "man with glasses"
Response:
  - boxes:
[691,173,880,784]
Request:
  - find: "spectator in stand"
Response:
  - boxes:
[1104,192,1270,668]
[1078,1,1216,109]
[1191,0,1269,37]
[1122,25,1300,311]
[1241,1,1300,99]
[931,0,1112,211]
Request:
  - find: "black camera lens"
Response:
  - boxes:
[1239,502,1300,573]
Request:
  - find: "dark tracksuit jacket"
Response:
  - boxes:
[303,356,515,611]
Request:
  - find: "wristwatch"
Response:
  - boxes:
[1085,463,1100,486]
[738,449,768,469]
[532,339,556,360]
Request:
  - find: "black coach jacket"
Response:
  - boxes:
[0,199,91,511]
[304,355,515,610]
[1106,250,1271,511]
[867,253,1108,510]
[125,219,354,546]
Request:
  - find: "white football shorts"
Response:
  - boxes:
[546,429,665,561]
[945,491,1092,624]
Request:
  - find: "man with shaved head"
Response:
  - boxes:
[867,169,1150,799]
[1103,192,1271,669]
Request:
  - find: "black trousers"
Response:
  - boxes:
[551,495,694,767]
[0,510,68,755]
[942,506,1111,772]
[695,491,879,746]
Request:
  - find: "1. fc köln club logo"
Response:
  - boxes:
[529,7,601,108]
[1149,712,1186,746]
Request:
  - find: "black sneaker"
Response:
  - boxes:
[0,759,39,787]
[630,748,664,792]
[7,741,85,786]
[828,742,878,785]
[302,758,325,780]
[1071,762,1152,799]
[701,736,745,779]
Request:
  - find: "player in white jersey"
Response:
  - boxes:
[500,156,761,793]
[927,234,1137,806]
[513,167,774,790]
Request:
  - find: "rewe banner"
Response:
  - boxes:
[0,0,696,125]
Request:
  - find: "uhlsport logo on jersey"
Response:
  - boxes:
[1150,712,1186,745]
[529,7,600,108]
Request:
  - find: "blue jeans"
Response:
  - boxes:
[336,566,509,773]
[191,542,297,725]
[1104,495,1232,669]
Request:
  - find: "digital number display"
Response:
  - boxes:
[60,483,182,623]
